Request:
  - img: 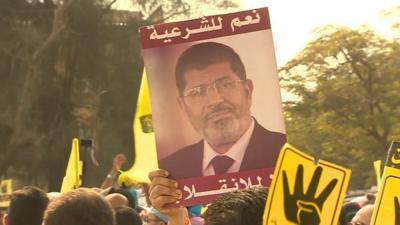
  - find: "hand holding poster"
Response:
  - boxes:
[263,144,350,225]
[140,7,286,206]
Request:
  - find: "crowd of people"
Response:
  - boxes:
[0,166,378,225]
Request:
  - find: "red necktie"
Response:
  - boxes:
[211,155,234,174]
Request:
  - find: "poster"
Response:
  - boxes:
[263,144,351,225]
[140,7,286,206]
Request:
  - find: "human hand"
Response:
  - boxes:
[112,153,127,171]
[283,165,338,225]
[148,169,182,214]
[395,196,400,225]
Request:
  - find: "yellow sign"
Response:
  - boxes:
[60,138,82,193]
[263,144,351,225]
[370,166,400,224]
[118,69,158,186]
[374,160,382,187]
[0,179,12,208]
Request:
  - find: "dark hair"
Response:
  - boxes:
[339,202,361,225]
[43,188,115,225]
[202,188,267,225]
[175,42,246,95]
[8,186,49,225]
[115,206,142,225]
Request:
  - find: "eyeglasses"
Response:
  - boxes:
[182,79,247,103]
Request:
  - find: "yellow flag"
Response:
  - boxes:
[263,144,351,225]
[118,69,158,187]
[0,179,13,208]
[374,160,382,187]
[60,138,82,193]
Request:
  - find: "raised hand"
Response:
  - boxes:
[283,165,338,225]
[112,153,127,171]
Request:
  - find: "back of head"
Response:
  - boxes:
[43,188,115,225]
[202,188,267,225]
[7,186,49,225]
[114,206,142,225]
[339,202,361,225]
[175,42,246,95]
[105,193,129,209]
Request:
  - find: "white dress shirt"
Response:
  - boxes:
[202,119,255,176]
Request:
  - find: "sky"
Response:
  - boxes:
[241,0,398,66]
[114,0,398,67]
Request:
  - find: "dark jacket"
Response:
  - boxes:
[159,121,286,180]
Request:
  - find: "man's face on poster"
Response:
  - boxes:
[179,61,254,149]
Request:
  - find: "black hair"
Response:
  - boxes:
[175,42,246,95]
[115,206,142,225]
[8,186,49,225]
[202,188,267,225]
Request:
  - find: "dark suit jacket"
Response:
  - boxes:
[159,121,286,180]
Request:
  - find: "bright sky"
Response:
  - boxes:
[242,0,398,66]
[115,0,398,67]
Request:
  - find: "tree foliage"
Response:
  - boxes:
[281,25,400,189]
[0,0,145,190]
[0,0,238,190]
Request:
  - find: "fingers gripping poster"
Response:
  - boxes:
[263,144,351,225]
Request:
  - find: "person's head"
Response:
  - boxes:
[104,187,138,209]
[339,202,361,225]
[202,188,267,225]
[43,188,115,225]
[2,186,49,225]
[114,206,142,225]
[105,193,129,209]
[349,204,374,225]
[175,42,254,151]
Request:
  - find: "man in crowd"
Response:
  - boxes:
[43,188,114,225]
[2,186,49,225]
[160,42,286,179]
[115,206,142,225]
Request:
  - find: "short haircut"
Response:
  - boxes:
[7,186,49,225]
[114,206,142,225]
[43,188,115,225]
[202,188,267,225]
[175,42,246,95]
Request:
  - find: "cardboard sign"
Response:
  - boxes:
[263,144,350,225]
[370,166,400,224]
[140,7,286,206]
[385,141,400,168]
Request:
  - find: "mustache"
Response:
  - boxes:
[205,104,234,120]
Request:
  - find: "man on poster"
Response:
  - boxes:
[159,42,286,180]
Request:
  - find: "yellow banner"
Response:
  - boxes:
[60,138,82,193]
[263,143,351,225]
[0,179,13,208]
[370,166,400,224]
[118,69,158,187]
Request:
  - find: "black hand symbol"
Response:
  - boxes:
[395,196,400,225]
[283,164,338,225]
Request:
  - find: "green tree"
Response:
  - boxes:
[0,0,238,190]
[281,26,400,189]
